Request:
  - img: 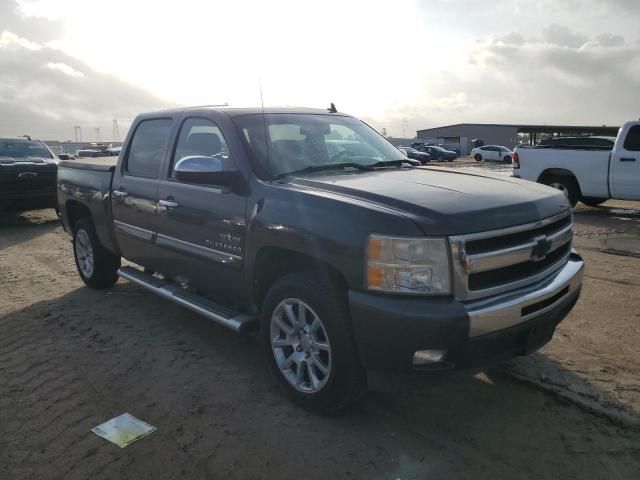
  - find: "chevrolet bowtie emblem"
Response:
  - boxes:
[531,235,552,261]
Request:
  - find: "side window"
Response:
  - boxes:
[126,118,172,178]
[623,125,640,151]
[171,117,235,179]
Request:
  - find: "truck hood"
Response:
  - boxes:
[288,167,570,235]
[0,156,53,165]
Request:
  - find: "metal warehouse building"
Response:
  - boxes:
[416,123,620,155]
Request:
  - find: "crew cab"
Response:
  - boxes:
[0,137,60,211]
[512,121,640,206]
[58,106,584,411]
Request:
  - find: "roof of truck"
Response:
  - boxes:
[144,106,351,117]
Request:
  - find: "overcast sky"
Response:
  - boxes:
[1,0,639,140]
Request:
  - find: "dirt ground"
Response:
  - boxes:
[2,164,640,479]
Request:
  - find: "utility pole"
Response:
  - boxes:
[74,126,82,142]
[112,119,121,142]
[401,118,408,138]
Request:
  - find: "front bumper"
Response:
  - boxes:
[349,252,584,371]
[0,191,57,211]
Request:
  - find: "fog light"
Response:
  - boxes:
[413,349,447,366]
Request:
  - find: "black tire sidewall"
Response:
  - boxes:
[474,154,482,161]
[73,218,120,288]
[260,272,365,412]
[546,177,579,207]
[582,197,607,207]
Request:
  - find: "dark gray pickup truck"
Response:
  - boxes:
[58,106,584,411]
[1,137,59,211]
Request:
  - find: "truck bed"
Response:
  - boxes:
[59,156,118,172]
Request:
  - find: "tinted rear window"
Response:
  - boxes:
[125,119,173,178]
[623,125,640,151]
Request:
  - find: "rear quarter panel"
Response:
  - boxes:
[516,147,610,197]
[58,163,119,253]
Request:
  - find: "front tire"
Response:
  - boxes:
[260,272,366,412]
[474,154,483,161]
[581,197,607,207]
[73,217,120,288]
[543,177,579,207]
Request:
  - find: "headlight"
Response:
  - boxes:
[366,235,451,294]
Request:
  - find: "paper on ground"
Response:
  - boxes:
[91,413,156,448]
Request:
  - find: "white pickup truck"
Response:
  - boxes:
[512,120,640,207]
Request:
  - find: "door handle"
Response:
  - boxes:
[620,157,636,162]
[158,199,179,208]
[112,189,128,198]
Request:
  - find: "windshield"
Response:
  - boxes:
[0,139,53,159]
[233,113,405,177]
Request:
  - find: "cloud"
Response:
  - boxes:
[597,33,625,47]
[369,24,640,135]
[44,62,84,78]
[0,1,173,140]
[542,24,588,48]
[0,31,41,50]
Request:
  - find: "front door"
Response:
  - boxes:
[111,117,174,269]
[155,116,248,304]
[611,124,640,200]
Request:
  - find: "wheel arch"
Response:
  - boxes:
[537,168,583,195]
[65,200,92,231]
[253,247,349,309]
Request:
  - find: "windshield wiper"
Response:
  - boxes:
[275,162,375,178]
[370,159,421,168]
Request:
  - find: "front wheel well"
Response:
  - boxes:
[253,248,348,308]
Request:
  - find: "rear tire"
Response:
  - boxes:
[581,197,607,207]
[437,155,444,162]
[260,272,366,413]
[543,176,580,207]
[474,154,482,161]
[73,217,120,289]
[503,155,512,163]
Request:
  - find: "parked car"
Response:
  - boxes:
[0,137,60,211]
[471,145,513,162]
[398,146,431,164]
[513,121,640,207]
[419,145,457,162]
[58,106,584,412]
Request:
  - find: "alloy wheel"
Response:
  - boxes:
[270,298,332,394]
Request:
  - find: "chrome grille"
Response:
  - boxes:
[449,210,573,301]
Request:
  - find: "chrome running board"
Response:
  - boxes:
[118,266,257,333]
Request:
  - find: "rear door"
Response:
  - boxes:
[611,124,640,199]
[155,115,248,302]
[111,117,173,268]
[485,146,499,161]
